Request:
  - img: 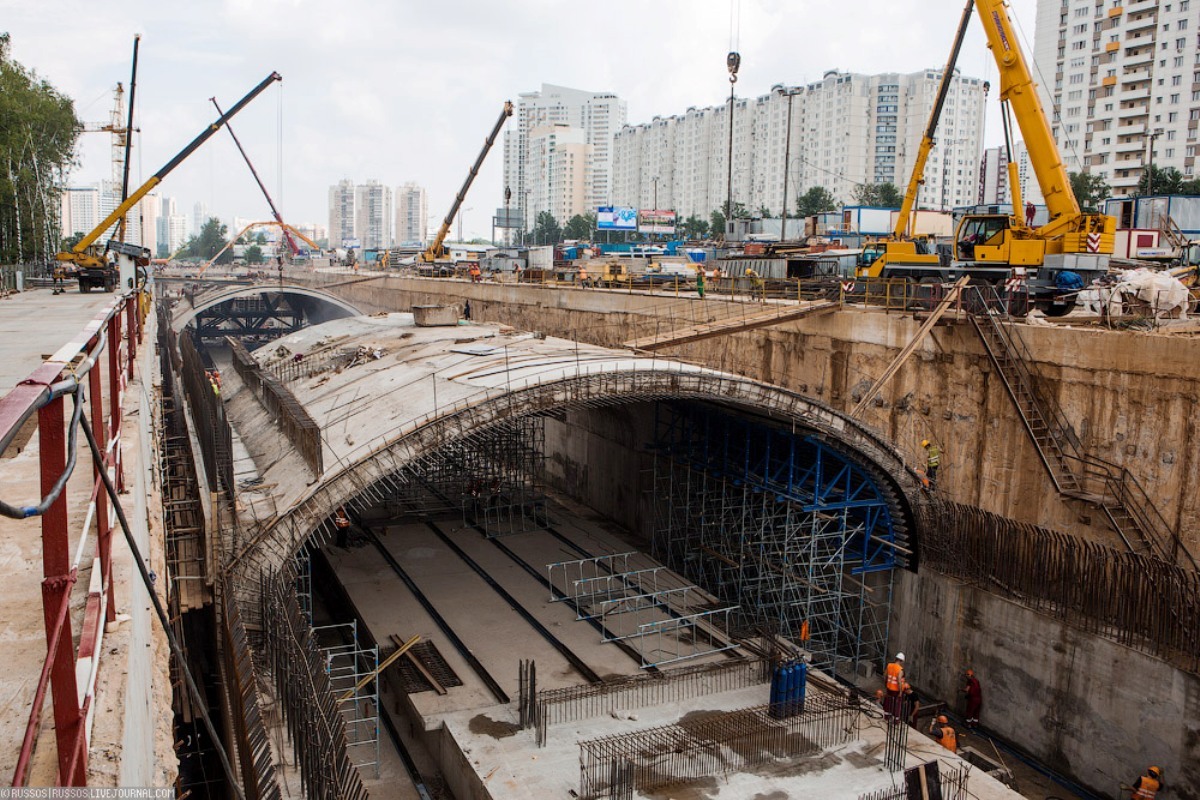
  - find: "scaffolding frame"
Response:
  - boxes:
[315,622,380,779]
[650,402,901,678]
[294,549,312,625]
[401,416,549,536]
[546,552,638,602]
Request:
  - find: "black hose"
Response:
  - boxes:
[78,408,247,800]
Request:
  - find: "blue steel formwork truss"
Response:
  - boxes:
[650,402,904,679]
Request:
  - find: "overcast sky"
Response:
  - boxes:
[5,0,1039,239]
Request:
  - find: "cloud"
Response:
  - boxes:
[4,0,1041,238]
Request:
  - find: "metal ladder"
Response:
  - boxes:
[967,287,1195,569]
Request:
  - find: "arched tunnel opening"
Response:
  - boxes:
[273,394,917,789]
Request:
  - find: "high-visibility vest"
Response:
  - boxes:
[927,445,941,468]
[885,661,904,692]
[335,509,351,529]
[938,725,957,753]
[1133,777,1160,800]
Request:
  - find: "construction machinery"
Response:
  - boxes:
[860,0,1117,315]
[419,101,513,268]
[856,1,973,281]
[211,95,305,258]
[57,72,282,293]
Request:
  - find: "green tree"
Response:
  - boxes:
[1135,165,1184,196]
[710,209,727,238]
[244,244,263,264]
[254,231,267,244]
[852,182,903,207]
[533,211,561,245]
[1179,179,1200,196]
[0,34,81,263]
[795,186,838,218]
[1068,171,1111,212]
[187,217,232,263]
[678,215,710,240]
[60,231,85,251]
[563,212,596,240]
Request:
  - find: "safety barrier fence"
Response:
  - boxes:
[920,499,1200,673]
[218,581,282,800]
[526,657,770,746]
[228,338,323,475]
[177,330,235,502]
[578,692,855,799]
[258,561,368,800]
[0,290,145,787]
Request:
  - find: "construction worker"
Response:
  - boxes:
[962,668,982,730]
[578,266,589,287]
[883,652,905,720]
[469,262,482,283]
[922,439,941,489]
[334,506,352,549]
[695,268,706,299]
[929,714,957,753]
[1126,766,1163,799]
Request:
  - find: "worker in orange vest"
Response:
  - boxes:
[1127,766,1163,800]
[929,714,957,753]
[883,652,905,720]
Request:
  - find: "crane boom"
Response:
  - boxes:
[421,101,514,263]
[115,35,140,243]
[893,0,975,240]
[60,71,283,265]
[975,0,1078,222]
[211,96,301,256]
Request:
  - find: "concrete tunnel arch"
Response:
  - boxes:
[170,283,363,332]
[228,364,926,606]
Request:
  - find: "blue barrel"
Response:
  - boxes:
[793,661,808,715]
[781,663,795,717]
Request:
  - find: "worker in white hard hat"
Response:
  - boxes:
[883,652,906,721]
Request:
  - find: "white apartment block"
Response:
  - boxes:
[141,192,160,254]
[979,143,1047,205]
[503,84,627,229]
[1034,0,1200,196]
[394,182,428,245]
[328,179,356,247]
[355,180,393,250]
[60,180,144,247]
[526,125,593,226]
[193,201,209,238]
[612,69,987,221]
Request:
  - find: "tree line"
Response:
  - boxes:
[0,33,80,265]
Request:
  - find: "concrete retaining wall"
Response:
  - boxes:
[891,568,1200,800]
[306,274,1200,557]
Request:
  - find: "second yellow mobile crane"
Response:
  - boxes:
[419,101,513,269]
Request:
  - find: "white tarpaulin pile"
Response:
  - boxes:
[1082,268,1190,319]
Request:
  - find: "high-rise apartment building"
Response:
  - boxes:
[526,125,593,226]
[979,143,1046,205]
[1033,0,1197,196]
[503,84,626,231]
[612,68,987,220]
[193,201,209,237]
[60,180,143,246]
[394,183,428,245]
[141,192,160,255]
[355,180,392,249]
[328,179,356,247]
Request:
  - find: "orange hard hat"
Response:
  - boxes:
[965,669,974,677]
[937,715,948,724]
[1148,766,1162,778]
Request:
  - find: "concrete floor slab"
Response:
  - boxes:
[0,288,118,392]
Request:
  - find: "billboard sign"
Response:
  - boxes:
[638,209,677,234]
[597,206,637,231]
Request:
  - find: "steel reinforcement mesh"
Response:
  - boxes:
[578,691,855,799]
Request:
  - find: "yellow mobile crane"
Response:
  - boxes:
[958,0,1115,313]
[857,0,975,280]
[57,72,282,292]
[419,101,513,271]
[862,0,1116,314]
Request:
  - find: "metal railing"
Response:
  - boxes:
[228,338,323,475]
[1,290,147,787]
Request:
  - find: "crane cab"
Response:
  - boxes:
[953,214,1046,267]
